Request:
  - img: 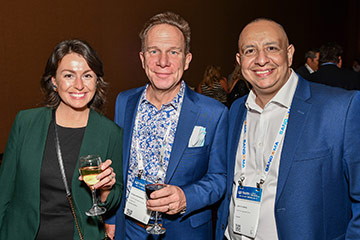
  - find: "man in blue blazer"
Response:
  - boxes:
[295,48,319,80]
[216,18,360,240]
[107,12,228,239]
[309,42,360,90]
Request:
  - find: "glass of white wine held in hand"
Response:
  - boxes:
[79,154,106,216]
[145,175,166,235]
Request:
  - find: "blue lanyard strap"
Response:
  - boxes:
[239,108,290,189]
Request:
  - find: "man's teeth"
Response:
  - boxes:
[256,70,271,74]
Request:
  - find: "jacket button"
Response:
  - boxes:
[222,224,225,230]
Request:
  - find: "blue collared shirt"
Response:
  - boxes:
[321,62,338,67]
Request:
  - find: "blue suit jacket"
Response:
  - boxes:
[113,83,228,239]
[216,76,360,240]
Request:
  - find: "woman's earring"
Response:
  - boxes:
[53,85,57,92]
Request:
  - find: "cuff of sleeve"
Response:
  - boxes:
[181,185,195,217]
[104,214,116,224]
[180,207,186,215]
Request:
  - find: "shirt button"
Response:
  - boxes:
[258,142,263,147]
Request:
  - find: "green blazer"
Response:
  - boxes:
[0,107,123,239]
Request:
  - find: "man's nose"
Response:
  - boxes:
[255,49,270,66]
[157,53,170,68]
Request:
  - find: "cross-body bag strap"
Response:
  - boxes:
[54,121,85,240]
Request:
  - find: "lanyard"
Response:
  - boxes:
[135,100,182,179]
[239,108,290,189]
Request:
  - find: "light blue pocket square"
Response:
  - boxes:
[188,126,206,147]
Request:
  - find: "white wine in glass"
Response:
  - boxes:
[79,154,106,216]
[80,166,102,187]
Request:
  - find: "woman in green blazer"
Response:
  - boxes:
[0,39,123,239]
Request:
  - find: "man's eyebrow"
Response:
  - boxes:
[264,41,279,46]
[241,41,280,51]
[145,46,158,50]
[146,46,184,52]
[169,47,183,52]
[241,44,255,50]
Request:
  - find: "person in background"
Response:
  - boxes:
[106,11,228,240]
[295,47,319,80]
[309,42,360,90]
[352,58,360,72]
[0,39,123,239]
[216,18,360,240]
[197,65,229,105]
[227,64,250,107]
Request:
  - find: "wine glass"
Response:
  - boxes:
[145,175,166,235]
[79,154,106,216]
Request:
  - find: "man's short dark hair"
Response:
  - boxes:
[304,48,319,61]
[319,42,343,65]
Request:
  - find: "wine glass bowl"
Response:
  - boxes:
[145,183,165,199]
[79,154,106,216]
[80,164,101,188]
[145,176,166,235]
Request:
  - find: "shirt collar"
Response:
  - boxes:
[305,63,314,74]
[246,69,299,112]
[140,80,185,110]
[321,62,337,67]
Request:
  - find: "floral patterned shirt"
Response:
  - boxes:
[126,81,185,198]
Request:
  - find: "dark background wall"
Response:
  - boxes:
[1,0,359,152]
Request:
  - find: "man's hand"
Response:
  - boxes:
[146,185,186,215]
[105,223,115,240]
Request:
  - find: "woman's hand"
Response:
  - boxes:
[79,159,116,202]
[94,159,116,190]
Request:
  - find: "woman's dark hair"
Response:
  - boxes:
[40,39,107,113]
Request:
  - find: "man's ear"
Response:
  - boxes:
[287,44,295,67]
[183,52,192,71]
[139,52,145,69]
[236,53,241,66]
[337,56,342,68]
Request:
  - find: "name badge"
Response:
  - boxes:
[233,185,262,238]
[124,177,151,224]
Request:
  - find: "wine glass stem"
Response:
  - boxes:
[91,189,98,207]
[155,211,159,224]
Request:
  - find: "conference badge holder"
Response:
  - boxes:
[124,177,151,224]
[233,183,263,238]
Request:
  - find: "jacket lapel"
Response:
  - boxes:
[275,78,312,202]
[165,86,200,183]
[123,91,143,182]
[30,108,52,185]
[228,99,247,189]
